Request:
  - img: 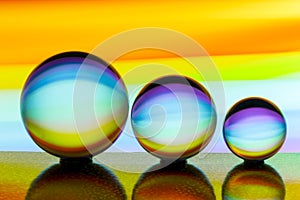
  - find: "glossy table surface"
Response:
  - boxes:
[0,152,299,199]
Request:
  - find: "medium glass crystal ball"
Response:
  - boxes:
[131,75,217,160]
[21,52,129,158]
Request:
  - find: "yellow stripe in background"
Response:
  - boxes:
[1,51,300,89]
[0,0,299,88]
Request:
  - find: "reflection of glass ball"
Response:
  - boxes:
[222,163,285,199]
[26,163,126,200]
[131,75,217,160]
[223,97,286,161]
[21,52,129,158]
[133,163,216,200]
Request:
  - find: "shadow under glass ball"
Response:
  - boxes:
[131,75,217,161]
[20,51,129,158]
[223,97,287,162]
[222,163,285,200]
[132,162,216,200]
[26,162,126,200]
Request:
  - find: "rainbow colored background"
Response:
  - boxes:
[0,0,300,152]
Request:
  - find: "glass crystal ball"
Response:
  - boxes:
[223,97,286,161]
[131,75,217,160]
[21,52,129,158]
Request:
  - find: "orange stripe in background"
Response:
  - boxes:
[0,0,299,64]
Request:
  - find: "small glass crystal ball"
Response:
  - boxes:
[223,97,286,161]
